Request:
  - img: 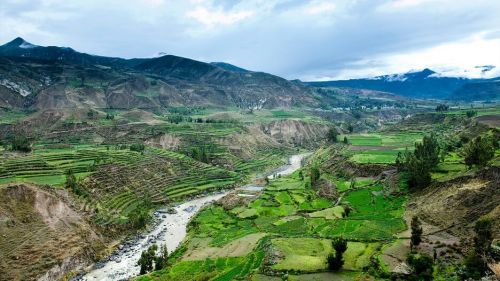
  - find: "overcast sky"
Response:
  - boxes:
[1,0,499,80]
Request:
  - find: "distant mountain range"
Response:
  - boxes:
[0,37,497,111]
[305,68,499,101]
[0,37,318,110]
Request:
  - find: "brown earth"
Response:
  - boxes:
[0,184,105,281]
[407,167,500,242]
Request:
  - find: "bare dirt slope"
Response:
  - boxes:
[408,167,500,241]
[0,184,105,281]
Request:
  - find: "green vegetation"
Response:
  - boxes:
[327,237,348,271]
[399,134,440,189]
[410,216,423,250]
[463,136,495,168]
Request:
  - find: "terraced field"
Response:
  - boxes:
[0,145,245,226]
[139,158,409,280]
[342,132,423,164]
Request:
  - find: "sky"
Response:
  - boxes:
[1,0,500,80]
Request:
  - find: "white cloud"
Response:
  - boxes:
[305,1,336,15]
[306,32,500,80]
[0,0,499,80]
[187,6,253,27]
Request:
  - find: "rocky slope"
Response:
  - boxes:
[0,184,105,281]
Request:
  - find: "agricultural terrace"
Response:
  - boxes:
[0,144,249,227]
[341,132,423,164]
[139,160,409,280]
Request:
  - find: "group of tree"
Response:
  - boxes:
[461,218,494,279]
[2,134,32,152]
[463,135,495,168]
[130,143,145,153]
[164,114,239,124]
[327,128,339,143]
[105,113,115,120]
[190,146,210,163]
[396,134,440,190]
[326,237,348,271]
[138,244,169,274]
[435,104,449,112]
[65,169,86,197]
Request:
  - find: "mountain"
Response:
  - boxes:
[0,38,317,110]
[450,79,500,101]
[210,62,249,73]
[0,37,138,68]
[306,69,499,101]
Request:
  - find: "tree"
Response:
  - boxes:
[473,218,493,257]
[327,237,348,271]
[407,253,433,281]
[347,123,354,133]
[65,169,85,196]
[154,244,169,271]
[463,136,494,168]
[343,136,349,144]
[327,128,339,143]
[466,109,477,118]
[410,216,423,250]
[138,245,158,274]
[128,207,149,229]
[8,134,32,152]
[414,134,440,169]
[130,143,145,153]
[462,218,493,279]
[435,104,449,112]
[405,151,432,189]
[310,166,320,186]
[400,134,440,190]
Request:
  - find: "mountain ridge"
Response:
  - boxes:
[305,69,499,101]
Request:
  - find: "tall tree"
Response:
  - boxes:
[463,136,494,168]
[400,134,441,190]
[410,216,423,250]
[327,237,348,271]
[138,245,158,274]
[310,166,320,186]
[154,244,169,271]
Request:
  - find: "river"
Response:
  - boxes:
[78,153,308,281]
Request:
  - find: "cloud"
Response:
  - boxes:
[305,1,336,15]
[187,6,253,27]
[0,0,499,80]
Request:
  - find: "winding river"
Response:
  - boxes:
[79,153,308,281]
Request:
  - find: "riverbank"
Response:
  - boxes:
[77,153,308,281]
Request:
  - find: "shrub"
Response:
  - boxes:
[466,110,477,118]
[407,253,433,281]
